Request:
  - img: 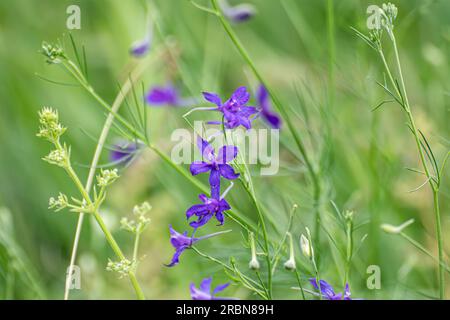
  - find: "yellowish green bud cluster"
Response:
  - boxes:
[106,259,133,277]
[120,202,151,234]
[96,169,119,187]
[37,107,66,142]
[48,193,69,212]
[41,42,66,64]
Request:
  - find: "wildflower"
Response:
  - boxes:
[186,194,231,228]
[202,86,258,130]
[309,278,352,300]
[37,107,66,142]
[190,277,230,300]
[256,85,282,129]
[106,258,134,277]
[96,169,119,187]
[248,232,260,270]
[166,225,230,267]
[381,219,414,234]
[109,140,142,166]
[121,202,152,234]
[145,84,194,107]
[130,23,153,57]
[48,193,69,212]
[219,0,256,23]
[43,148,68,167]
[190,137,240,194]
[41,42,66,64]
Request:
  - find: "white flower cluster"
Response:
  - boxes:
[48,193,68,212]
[106,259,133,277]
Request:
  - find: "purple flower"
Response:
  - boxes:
[166,225,199,267]
[130,39,151,57]
[146,84,181,107]
[257,85,282,129]
[130,23,153,57]
[109,140,142,165]
[166,226,231,267]
[203,86,258,130]
[186,194,231,228]
[190,137,240,194]
[219,0,256,23]
[309,278,352,300]
[190,277,230,300]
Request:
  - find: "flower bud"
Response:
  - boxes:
[248,232,260,271]
[96,169,119,187]
[283,232,296,271]
[381,219,414,234]
[300,233,312,259]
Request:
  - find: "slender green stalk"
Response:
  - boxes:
[294,269,306,300]
[64,55,155,300]
[54,140,145,299]
[242,182,272,299]
[400,233,450,274]
[379,33,445,299]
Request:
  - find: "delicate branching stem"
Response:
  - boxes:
[64,56,155,300]
[377,32,445,299]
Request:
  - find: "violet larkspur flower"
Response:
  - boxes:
[190,277,230,300]
[202,86,258,130]
[130,23,153,57]
[145,84,181,107]
[166,225,198,267]
[166,226,231,267]
[190,137,240,194]
[219,0,256,23]
[309,278,352,300]
[109,140,142,165]
[186,194,231,228]
[256,85,282,129]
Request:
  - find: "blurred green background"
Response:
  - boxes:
[0,0,449,299]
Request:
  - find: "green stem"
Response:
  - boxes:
[294,269,306,300]
[400,232,450,274]
[390,35,444,299]
[242,182,273,299]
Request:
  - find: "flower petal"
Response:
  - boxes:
[216,145,238,164]
[230,86,250,105]
[257,85,269,107]
[186,204,209,219]
[166,246,186,267]
[197,136,215,161]
[200,277,213,293]
[209,168,221,187]
[202,92,222,106]
[219,164,240,180]
[213,282,230,295]
[190,161,212,175]
[215,210,224,225]
[261,110,282,129]
[189,212,214,228]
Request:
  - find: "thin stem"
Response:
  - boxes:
[64,56,154,300]
[294,269,306,300]
[242,182,272,299]
[400,232,450,274]
[390,35,444,299]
